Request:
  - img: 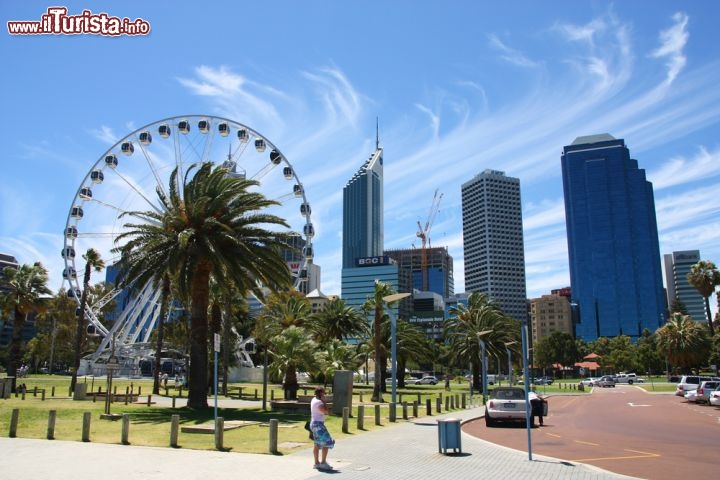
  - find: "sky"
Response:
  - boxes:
[1,1,719,314]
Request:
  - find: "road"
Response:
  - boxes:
[463,385,720,480]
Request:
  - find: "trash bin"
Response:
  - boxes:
[437,418,462,454]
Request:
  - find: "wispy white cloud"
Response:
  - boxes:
[648,145,720,190]
[650,12,689,84]
[487,33,540,68]
[90,125,117,145]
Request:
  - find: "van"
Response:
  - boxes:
[675,375,720,396]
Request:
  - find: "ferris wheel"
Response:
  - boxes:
[61,115,314,356]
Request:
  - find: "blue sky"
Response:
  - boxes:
[2,1,719,313]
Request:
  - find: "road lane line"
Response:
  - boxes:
[574,440,599,446]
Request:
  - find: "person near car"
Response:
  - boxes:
[528,389,544,426]
[310,387,335,471]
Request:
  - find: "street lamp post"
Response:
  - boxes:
[383,292,411,406]
[521,320,533,460]
[505,341,516,386]
[476,330,492,404]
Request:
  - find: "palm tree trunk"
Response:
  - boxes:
[704,297,715,337]
[372,303,384,402]
[8,309,25,393]
[187,266,211,409]
[153,275,170,395]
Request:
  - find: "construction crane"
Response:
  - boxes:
[416,189,443,292]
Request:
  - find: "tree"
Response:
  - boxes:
[444,292,520,392]
[0,262,51,391]
[656,312,711,373]
[308,297,368,344]
[534,331,580,374]
[70,248,104,394]
[366,280,396,402]
[393,318,431,388]
[114,162,293,408]
[686,260,720,337]
[267,326,319,399]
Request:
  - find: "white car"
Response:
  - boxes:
[709,387,720,406]
[684,389,699,403]
[580,377,599,387]
[414,376,438,385]
[485,387,528,427]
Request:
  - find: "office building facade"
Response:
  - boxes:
[663,250,706,321]
[384,246,454,298]
[530,292,573,349]
[561,134,665,341]
[461,169,528,322]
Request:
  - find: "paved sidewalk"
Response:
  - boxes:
[0,402,638,480]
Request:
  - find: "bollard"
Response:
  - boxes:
[436,396,442,413]
[399,393,403,404]
[125,387,130,405]
[147,394,152,406]
[215,417,224,450]
[450,395,455,410]
[461,393,466,409]
[21,391,25,400]
[342,407,349,433]
[255,389,259,400]
[170,414,180,448]
[82,411,92,442]
[42,389,46,401]
[402,401,408,420]
[357,405,365,430]
[413,400,418,418]
[445,396,450,411]
[178,387,182,397]
[271,390,275,401]
[172,397,176,408]
[121,414,130,445]
[417,393,421,404]
[93,393,97,403]
[426,398,432,416]
[47,410,57,440]
[455,394,460,409]
[389,402,397,423]
[268,419,279,454]
[10,408,19,437]
[375,404,381,425]
[51,386,55,397]
[138,386,142,396]
[359,393,363,403]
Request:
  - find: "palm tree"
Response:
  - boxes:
[393,318,431,388]
[318,339,364,386]
[308,297,368,344]
[687,260,720,337]
[113,162,293,408]
[0,262,51,392]
[268,325,319,399]
[70,248,104,394]
[366,280,397,402]
[444,292,520,393]
[656,312,711,372]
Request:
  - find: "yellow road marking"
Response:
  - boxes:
[572,449,660,462]
[574,440,599,446]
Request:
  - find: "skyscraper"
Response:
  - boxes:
[663,250,706,321]
[341,135,401,315]
[342,139,384,269]
[461,169,527,322]
[561,134,666,341]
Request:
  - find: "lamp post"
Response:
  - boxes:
[476,330,492,405]
[383,292,411,406]
[505,341,516,386]
[521,320,533,460]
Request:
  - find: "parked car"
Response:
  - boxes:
[596,375,616,388]
[533,377,554,385]
[695,381,720,404]
[615,373,644,384]
[580,377,599,387]
[414,376,438,385]
[485,387,528,427]
[684,389,699,403]
[675,375,720,397]
[709,386,720,406]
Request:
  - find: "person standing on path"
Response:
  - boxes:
[310,387,335,470]
[528,389,545,426]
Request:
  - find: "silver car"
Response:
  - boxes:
[485,387,528,427]
[596,375,616,388]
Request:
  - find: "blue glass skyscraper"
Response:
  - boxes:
[561,134,666,341]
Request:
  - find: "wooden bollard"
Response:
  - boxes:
[450,395,455,410]
[138,386,142,396]
[33,386,38,396]
[125,387,130,405]
[359,393,363,403]
[47,410,56,439]
[9,408,19,437]
[92,393,97,403]
[413,401,418,417]
[374,404,381,425]
[255,389,259,400]
[51,386,55,397]
[445,396,450,411]
[268,419,279,454]
[147,394,152,406]
[121,414,130,445]
[215,417,224,450]
[41,389,46,401]
[82,411,92,442]
[436,396,442,413]
[172,397,176,408]
[342,407,350,433]
[426,398,432,416]
[461,393,466,409]
[402,401,408,420]
[357,405,365,430]
[389,402,397,423]
[170,414,180,447]
[271,390,274,401]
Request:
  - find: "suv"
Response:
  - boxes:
[597,375,616,388]
[675,375,720,397]
[615,373,644,385]
[695,381,720,404]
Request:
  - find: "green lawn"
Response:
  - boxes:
[0,375,468,454]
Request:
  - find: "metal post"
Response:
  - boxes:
[521,321,533,460]
[479,338,487,404]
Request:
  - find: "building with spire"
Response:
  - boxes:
[561,134,665,341]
